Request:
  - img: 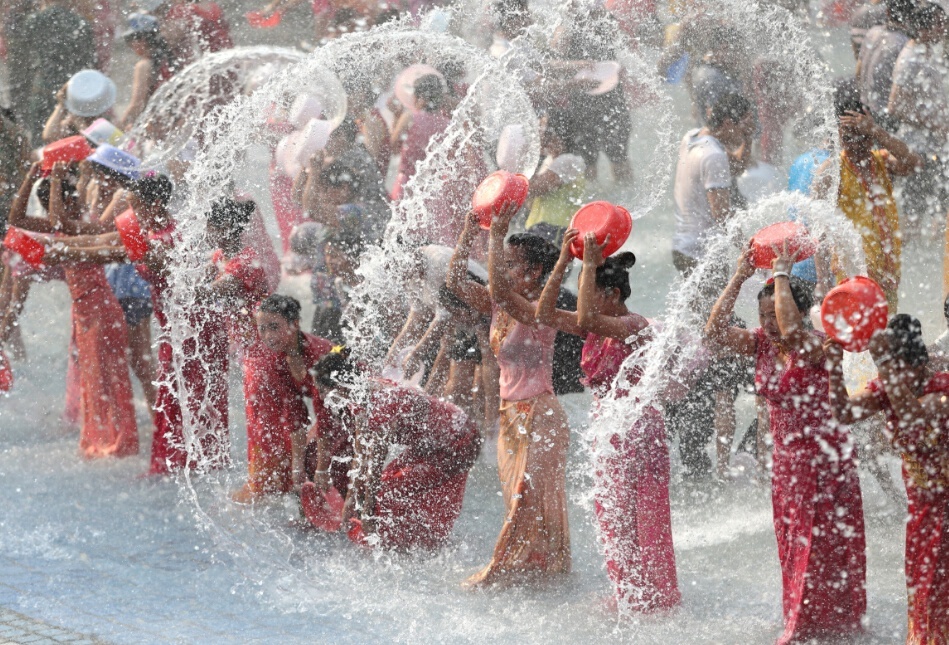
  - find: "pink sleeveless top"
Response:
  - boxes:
[490,307,556,402]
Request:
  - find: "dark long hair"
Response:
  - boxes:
[507,233,559,281]
[757,276,815,313]
[595,252,636,301]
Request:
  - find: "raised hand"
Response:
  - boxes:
[770,240,801,274]
[582,232,609,267]
[735,245,756,281]
[558,228,579,264]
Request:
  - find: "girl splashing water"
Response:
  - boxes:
[448,203,571,587]
[536,229,680,613]
[311,351,481,549]
[705,245,866,643]
[826,316,949,643]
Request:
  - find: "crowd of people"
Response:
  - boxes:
[1,0,949,642]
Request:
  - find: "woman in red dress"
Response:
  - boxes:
[826,315,949,644]
[705,246,866,643]
[536,230,680,614]
[204,197,272,350]
[311,352,481,550]
[41,162,138,458]
[48,176,230,475]
[232,295,333,503]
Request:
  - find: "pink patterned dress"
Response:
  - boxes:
[582,313,680,613]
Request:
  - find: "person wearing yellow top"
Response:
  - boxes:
[814,81,922,312]
[523,113,587,244]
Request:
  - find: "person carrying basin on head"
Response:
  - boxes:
[825,315,949,644]
[448,203,572,587]
[13,161,139,458]
[536,227,680,614]
[705,243,867,644]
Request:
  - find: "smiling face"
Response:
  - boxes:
[758,295,780,341]
[255,311,298,354]
[504,245,542,297]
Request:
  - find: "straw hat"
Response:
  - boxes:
[65,70,117,118]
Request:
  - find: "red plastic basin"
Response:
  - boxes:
[115,209,148,262]
[245,9,282,28]
[0,349,12,393]
[569,201,633,259]
[750,221,818,269]
[471,170,530,229]
[300,482,344,532]
[3,227,46,268]
[41,135,93,171]
[820,276,889,352]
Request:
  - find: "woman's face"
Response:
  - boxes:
[255,311,298,354]
[128,39,149,58]
[758,295,780,341]
[504,245,540,296]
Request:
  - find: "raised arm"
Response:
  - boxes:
[487,201,540,325]
[824,337,883,425]
[577,232,647,339]
[536,228,583,335]
[704,247,757,356]
[772,243,824,364]
[41,84,71,143]
[841,109,923,177]
[7,163,57,233]
[120,59,155,130]
[446,211,492,315]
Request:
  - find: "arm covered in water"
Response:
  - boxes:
[577,232,647,340]
[487,201,541,325]
[535,228,583,335]
[704,247,757,355]
[823,337,884,424]
[446,211,492,315]
[772,243,823,364]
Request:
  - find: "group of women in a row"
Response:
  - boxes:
[5,137,948,643]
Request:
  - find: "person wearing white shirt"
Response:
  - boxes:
[672,92,753,288]
[887,2,949,225]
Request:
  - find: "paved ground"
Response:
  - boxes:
[0,606,103,644]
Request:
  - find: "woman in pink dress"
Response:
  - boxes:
[826,316,949,644]
[536,229,679,613]
[44,162,138,457]
[448,205,571,586]
[705,246,866,644]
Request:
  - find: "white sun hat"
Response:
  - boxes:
[65,70,117,118]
